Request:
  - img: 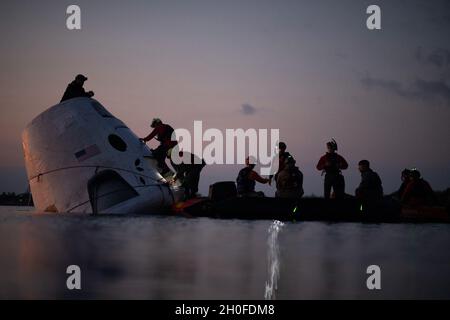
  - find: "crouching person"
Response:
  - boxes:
[236,156,270,197]
[171,151,206,200]
[355,160,383,202]
[275,156,304,199]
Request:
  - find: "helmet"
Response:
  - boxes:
[246,156,257,166]
[401,168,411,177]
[326,138,338,151]
[410,168,421,179]
[150,118,162,128]
[75,74,88,82]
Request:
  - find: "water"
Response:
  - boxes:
[1,206,450,299]
[265,220,284,300]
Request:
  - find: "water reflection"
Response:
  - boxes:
[0,207,449,299]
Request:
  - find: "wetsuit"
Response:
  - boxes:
[355,169,383,201]
[275,165,304,198]
[145,123,177,175]
[236,167,268,197]
[316,152,348,199]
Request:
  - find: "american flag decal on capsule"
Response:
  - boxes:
[74,144,101,162]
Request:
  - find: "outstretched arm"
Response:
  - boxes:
[142,127,158,142]
[249,171,270,184]
[316,155,326,171]
[338,155,349,170]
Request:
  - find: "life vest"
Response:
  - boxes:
[278,167,303,190]
[287,167,303,189]
[405,179,432,199]
[324,153,340,174]
[236,167,256,194]
[156,124,174,141]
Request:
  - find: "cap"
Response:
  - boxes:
[75,74,88,81]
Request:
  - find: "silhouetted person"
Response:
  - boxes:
[271,141,295,183]
[140,118,177,176]
[275,156,304,199]
[171,151,206,200]
[316,139,348,199]
[401,169,435,206]
[393,168,411,200]
[355,160,383,202]
[236,156,270,197]
[61,74,94,102]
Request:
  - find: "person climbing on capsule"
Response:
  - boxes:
[61,74,94,102]
[236,156,270,197]
[275,155,304,199]
[316,139,348,199]
[139,118,178,177]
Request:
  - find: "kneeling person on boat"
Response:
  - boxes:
[236,156,270,197]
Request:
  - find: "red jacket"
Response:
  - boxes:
[316,152,348,173]
[145,123,177,147]
[401,179,434,205]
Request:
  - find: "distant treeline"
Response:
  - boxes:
[0,192,34,206]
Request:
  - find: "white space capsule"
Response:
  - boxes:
[22,97,183,214]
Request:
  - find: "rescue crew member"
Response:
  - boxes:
[355,160,383,202]
[275,156,304,199]
[316,139,348,199]
[171,151,206,200]
[401,169,435,206]
[140,118,177,176]
[393,168,411,200]
[236,156,270,197]
[270,141,295,183]
[61,74,94,102]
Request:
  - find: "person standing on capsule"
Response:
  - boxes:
[316,139,348,199]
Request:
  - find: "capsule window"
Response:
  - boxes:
[108,134,127,152]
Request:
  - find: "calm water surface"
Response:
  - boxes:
[0,206,449,299]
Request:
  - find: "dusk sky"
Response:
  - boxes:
[1,0,449,196]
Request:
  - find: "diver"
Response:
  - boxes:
[140,118,177,176]
[401,168,436,206]
[275,156,304,199]
[355,160,383,202]
[171,151,206,200]
[316,139,348,199]
[61,74,94,102]
[236,156,270,197]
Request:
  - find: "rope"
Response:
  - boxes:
[29,165,165,184]
[67,183,169,213]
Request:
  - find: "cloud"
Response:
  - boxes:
[240,103,257,115]
[361,74,450,106]
[415,47,450,68]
